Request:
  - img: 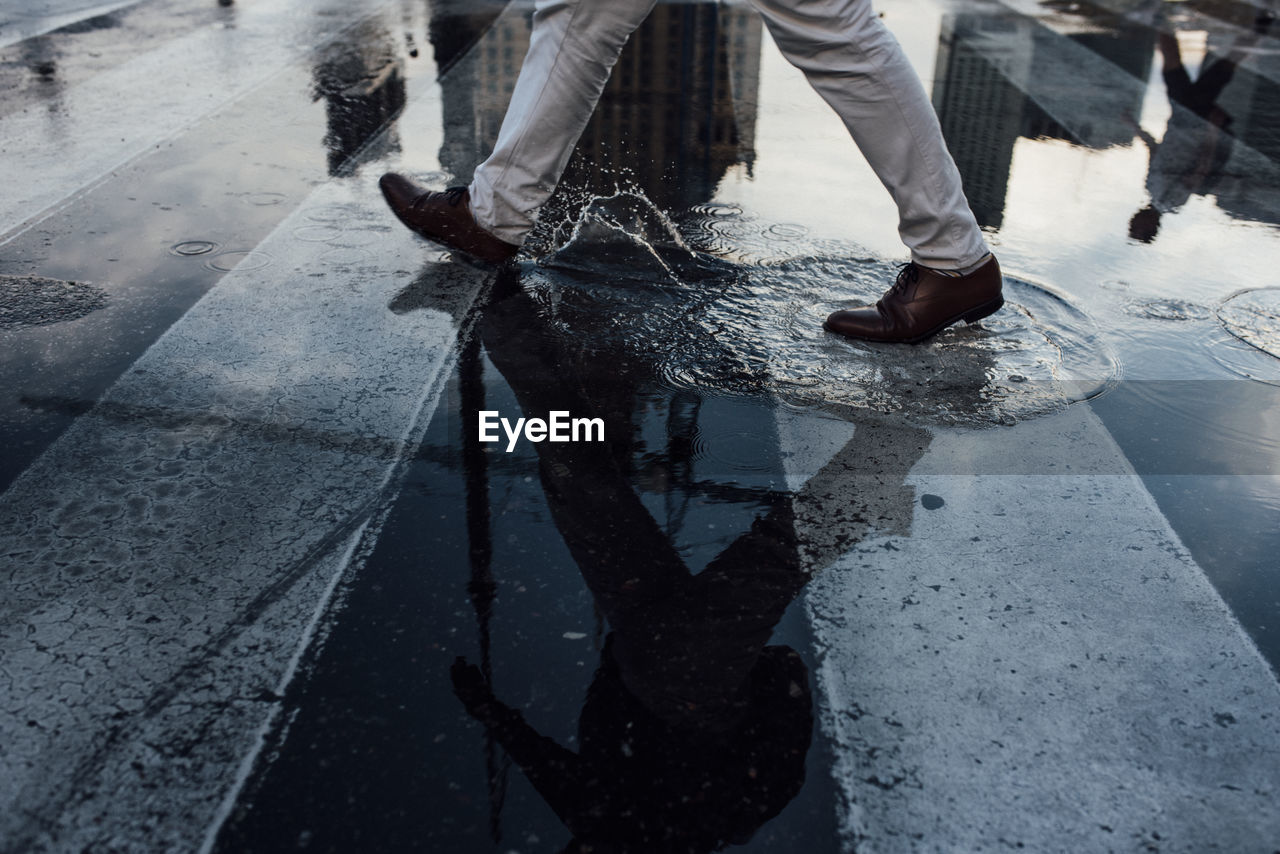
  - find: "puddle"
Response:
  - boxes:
[330,228,386,247]
[1218,288,1280,361]
[767,223,809,240]
[524,198,1116,428]
[0,275,108,330]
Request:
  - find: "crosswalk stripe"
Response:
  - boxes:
[0,57,494,846]
[780,405,1280,851]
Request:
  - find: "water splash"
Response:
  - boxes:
[537,187,730,285]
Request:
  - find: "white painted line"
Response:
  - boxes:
[779,405,1280,851]
[196,510,369,854]
[0,60,495,847]
[0,0,393,242]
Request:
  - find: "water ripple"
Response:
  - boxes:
[1219,288,1280,360]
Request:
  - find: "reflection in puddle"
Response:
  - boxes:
[311,17,406,176]
[461,272,934,851]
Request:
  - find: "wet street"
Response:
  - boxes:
[3,0,1280,851]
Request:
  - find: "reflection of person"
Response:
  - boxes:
[451,641,809,854]
[1130,20,1268,242]
[452,273,812,852]
[380,0,1002,344]
[447,271,933,851]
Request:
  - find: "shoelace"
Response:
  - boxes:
[888,261,920,297]
[413,185,468,211]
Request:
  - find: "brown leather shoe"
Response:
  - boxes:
[379,173,520,264]
[824,256,1003,344]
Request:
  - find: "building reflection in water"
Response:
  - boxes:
[568,3,762,211]
[931,11,1154,229]
[432,2,762,231]
[931,4,1280,230]
[312,18,406,176]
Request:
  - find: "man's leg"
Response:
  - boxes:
[381,0,657,260]
[752,0,1002,342]
[471,0,659,244]
[753,0,985,268]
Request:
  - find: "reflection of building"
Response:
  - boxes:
[312,20,405,176]
[434,4,762,214]
[573,4,763,209]
[472,16,532,161]
[932,15,1031,228]
[932,10,1154,227]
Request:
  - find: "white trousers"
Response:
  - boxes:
[469,0,989,270]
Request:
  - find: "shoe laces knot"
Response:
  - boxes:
[889,262,920,297]
[415,186,467,212]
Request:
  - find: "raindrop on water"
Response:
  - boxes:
[169,240,219,257]
[205,250,273,273]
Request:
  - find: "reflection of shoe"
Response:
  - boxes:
[1256,9,1275,34]
[824,256,1003,344]
[379,173,519,263]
